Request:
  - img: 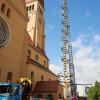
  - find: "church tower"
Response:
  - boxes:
[26,0,45,52]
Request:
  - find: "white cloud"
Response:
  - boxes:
[49,63,63,75]
[72,35,85,49]
[73,34,100,84]
[84,10,92,19]
[49,34,100,83]
[72,34,100,96]
[49,33,100,96]
[74,46,93,59]
[94,34,100,42]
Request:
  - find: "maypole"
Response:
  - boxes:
[61,0,68,99]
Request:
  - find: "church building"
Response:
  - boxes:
[0,0,63,99]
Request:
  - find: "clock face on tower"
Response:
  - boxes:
[0,16,11,48]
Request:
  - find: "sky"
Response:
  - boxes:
[44,0,100,96]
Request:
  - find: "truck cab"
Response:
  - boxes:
[0,83,22,100]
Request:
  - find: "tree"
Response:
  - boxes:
[87,81,100,100]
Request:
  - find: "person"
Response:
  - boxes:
[21,79,31,100]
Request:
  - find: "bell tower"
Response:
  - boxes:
[26,0,45,51]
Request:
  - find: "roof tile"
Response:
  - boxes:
[34,81,59,93]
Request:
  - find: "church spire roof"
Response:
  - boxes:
[25,0,44,8]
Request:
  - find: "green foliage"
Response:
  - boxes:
[87,81,100,100]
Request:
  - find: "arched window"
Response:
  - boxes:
[6,8,11,17]
[26,49,31,64]
[44,60,46,66]
[59,93,62,99]
[28,49,31,57]
[39,17,41,24]
[32,4,34,10]
[40,9,42,14]
[41,11,43,15]
[29,6,31,11]
[30,71,34,80]
[41,75,44,81]
[0,69,1,75]
[1,3,6,13]
[6,72,13,82]
[35,54,38,61]
[27,6,28,11]
[0,69,1,81]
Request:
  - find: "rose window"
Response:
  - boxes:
[0,17,10,47]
